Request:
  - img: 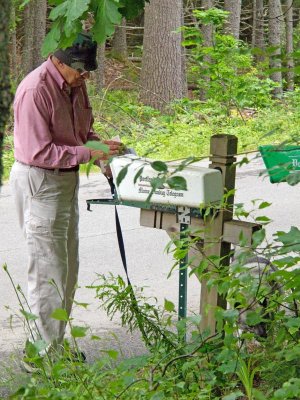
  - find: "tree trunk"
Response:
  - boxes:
[224,0,242,39]
[140,0,185,112]
[0,0,13,187]
[32,0,47,69]
[95,42,106,91]
[10,3,18,80]
[200,0,214,101]
[181,4,188,98]
[252,0,265,62]
[268,0,283,97]
[111,17,127,61]
[23,2,34,74]
[285,0,294,91]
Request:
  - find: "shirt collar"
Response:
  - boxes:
[45,56,66,90]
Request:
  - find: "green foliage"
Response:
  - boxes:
[88,273,178,351]
[182,10,276,112]
[3,202,300,399]
[87,88,299,162]
[3,88,300,183]
[236,358,259,400]
[42,0,149,56]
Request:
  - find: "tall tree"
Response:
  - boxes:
[96,42,106,91]
[268,0,283,96]
[140,0,186,111]
[200,0,214,100]
[32,0,47,69]
[0,0,13,187]
[224,0,242,39]
[10,2,18,80]
[23,1,34,74]
[111,18,128,61]
[285,0,294,91]
[22,0,46,73]
[252,0,265,62]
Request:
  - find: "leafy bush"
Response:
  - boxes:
[3,193,300,399]
[183,8,276,111]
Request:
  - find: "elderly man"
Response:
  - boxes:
[9,32,122,364]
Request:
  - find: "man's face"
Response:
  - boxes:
[62,63,90,87]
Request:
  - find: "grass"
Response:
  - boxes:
[3,87,300,183]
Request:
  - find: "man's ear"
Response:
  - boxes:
[52,55,64,68]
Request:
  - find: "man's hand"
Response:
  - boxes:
[90,140,125,161]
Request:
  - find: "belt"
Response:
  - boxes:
[16,161,79,173]
[43,165,80,172]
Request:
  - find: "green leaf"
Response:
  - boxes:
[150,177,165,190]
[41,20,62,57]
[151,161,168,172]
[245,310,263,326]
[286,171,300,186]
[276,226,300,253]
[19,0,31,9]
[86,156,98,178]
[32,340,48,354]
[92,0,122,43]
[222,390,244,400]
[116,164,129,186]
[73,300,90,309]
[150,391,165,400]
[66,0,90,22]
[91,335,101,340]
[49,1,68,20]
[49,0,65,4]
[285,317,300,329]
[20,310,38,321]
[252,388,268,400]
[164,299,175,313]
[104,349,119,360]
[175,382,185,389]
[25,340,39,358]
[251,229,266,248]
[255,216,271,223]
[71,325,88,338]
[50,308,69,321]
[222,309,239,323]
[258,201,272,209]
[167,176,187,191]
[133,167,144,184]
[85,141,110,153]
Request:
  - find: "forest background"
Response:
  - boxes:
[1,1,300,399]
[1,0,300,183]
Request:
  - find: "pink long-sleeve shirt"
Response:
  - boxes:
[13,57,99,168]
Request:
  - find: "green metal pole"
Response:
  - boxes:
[178,222,188,320]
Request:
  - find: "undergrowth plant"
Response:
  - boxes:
[2,185,300,399]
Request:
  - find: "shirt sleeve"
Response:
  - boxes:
[14,88,91,168]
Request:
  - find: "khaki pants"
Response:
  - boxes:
[10,161,79,346]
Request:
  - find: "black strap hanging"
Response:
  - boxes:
[106,176,132,286]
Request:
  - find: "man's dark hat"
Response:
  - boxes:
[54,32,97,71]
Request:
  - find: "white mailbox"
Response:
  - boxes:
[110,155,223,208]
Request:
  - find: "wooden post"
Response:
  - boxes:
[199,134,238,333]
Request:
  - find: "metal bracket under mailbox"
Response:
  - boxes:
[86,198,204,219]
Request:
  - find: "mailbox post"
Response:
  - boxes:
[139,134,261,334]
[199,135,237,333]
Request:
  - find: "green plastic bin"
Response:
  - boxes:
[259,145,300,183]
